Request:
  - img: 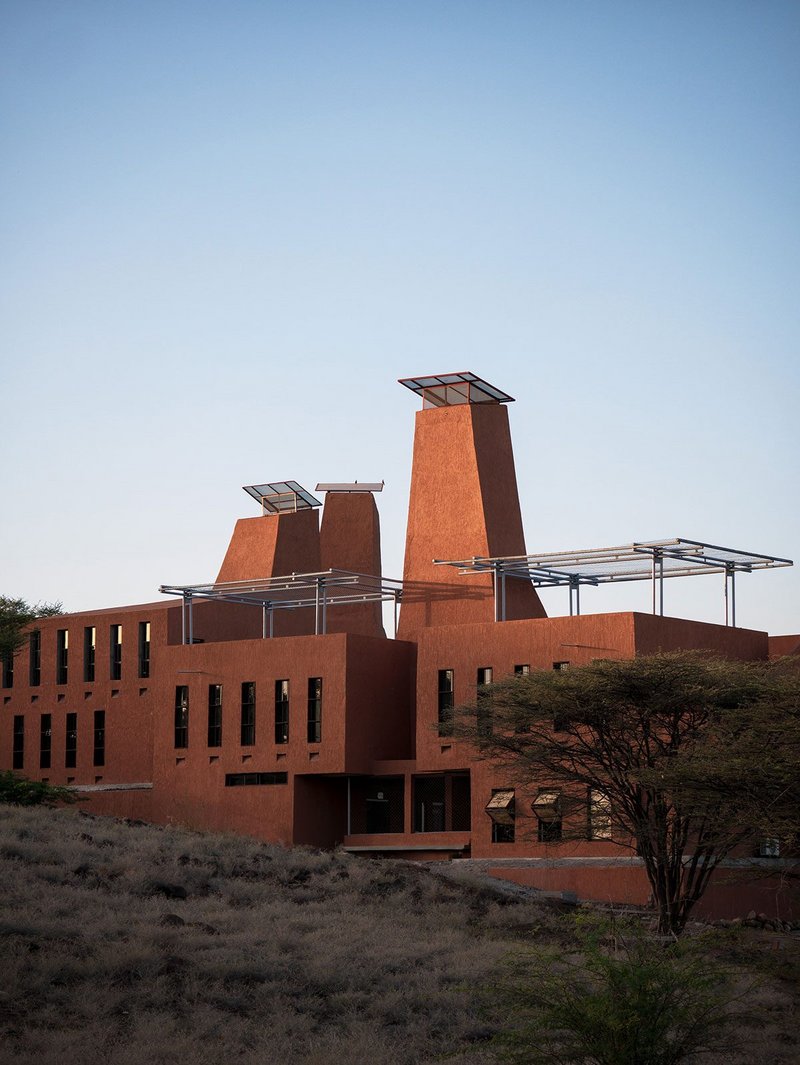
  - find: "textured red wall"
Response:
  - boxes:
[398,403,545,639]
[320,492,386,638]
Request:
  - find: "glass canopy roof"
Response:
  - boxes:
[398,372,514,407]
[434,538,793,585]
[242,481,322,514]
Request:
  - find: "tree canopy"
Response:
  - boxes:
[456,652,800,935]
[0,596,63,662]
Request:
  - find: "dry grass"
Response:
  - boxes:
[0,805,797,1065]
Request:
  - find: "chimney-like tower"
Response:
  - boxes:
[397,373,546,640]
[216,481,322,637]
[319,484,386,638]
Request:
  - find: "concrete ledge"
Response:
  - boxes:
[68,782,154,793]
[343,844,470,853]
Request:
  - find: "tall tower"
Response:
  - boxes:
[215,481,322,637]
[319,484,386,638]
[397,373,546,640]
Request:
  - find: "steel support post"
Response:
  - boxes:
[181,594,187,645]
[188,594,194,645]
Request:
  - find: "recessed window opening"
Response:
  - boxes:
[588,788,612,840]
[476,667,493,738]
[29,631,41,687]
[514,664,530,676]
[13,716,24,769]
[225,772,288,786]
[65,713,77,769]
[110,625,122,681]
[241,682,256,746]
[437,669,454,736]
[2,650,13,689]
[138,622,151,679]
[275,679,289,744]
[83,627,96,683]
[307,677,322,743]
[174,686,189,748]
[56,629,68,684]
[39,714,51,770]
[533,790,563,842]
[208,685,223,747]
[486,788,515,843]
[93,710,105,767]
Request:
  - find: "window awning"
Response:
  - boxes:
[486,789,515,824]
[532,791,562,821]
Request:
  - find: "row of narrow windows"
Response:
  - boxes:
[174,678,323,749]
[1,624,151,689]
[11,711,105,770]
[437,662,569,735]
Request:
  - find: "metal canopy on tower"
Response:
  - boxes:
[398,372,514,408]
[242,481,322,514]
[434,538,793,627]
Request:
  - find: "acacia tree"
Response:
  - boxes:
[0,596,63,662]
[456,653,800,935]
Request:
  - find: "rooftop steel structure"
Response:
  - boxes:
[434,538,793,626]
[242,481,321,514]
[398,372,514,407]
[159,570,404,643]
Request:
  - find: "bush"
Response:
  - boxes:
[0,772,79,807]
[493,916,737,1065]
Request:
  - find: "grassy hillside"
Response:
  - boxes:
[1,805,797,1065]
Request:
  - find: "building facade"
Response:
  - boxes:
[2,373,796,917]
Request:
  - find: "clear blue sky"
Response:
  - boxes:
[2,1,798,635]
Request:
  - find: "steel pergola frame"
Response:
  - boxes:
[159,569,404,643]
[434,538,793,627]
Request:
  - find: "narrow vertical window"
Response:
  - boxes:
[208,684,222,747]
[138,622,151,679]
[241,682,256,746]
[84,627,96,683]
[93,710,105,767]
[2,650,13,689]
[275,679,289,744]
[12,716,24,769]
[476,667,493,738]
[29,631,41,687]
[588,788,612,840]
[110,625,122,681]
[65,713,77,769]
[40,715,52,769]
[174,686,189,748]
[307,677,322,743]
[56,629,69,684]
[437,669,454,736]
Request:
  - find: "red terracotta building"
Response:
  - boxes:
[2,373,796,917]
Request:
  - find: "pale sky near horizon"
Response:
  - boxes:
[2,1,798,636]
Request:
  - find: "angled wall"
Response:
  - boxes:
[398,402,546,640]
[215,510,322,637]
[320,492,386,638]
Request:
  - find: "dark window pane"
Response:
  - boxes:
[241,682,256,746]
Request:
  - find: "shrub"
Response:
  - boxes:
[0,772,79,808]
[493,916,737,1065]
